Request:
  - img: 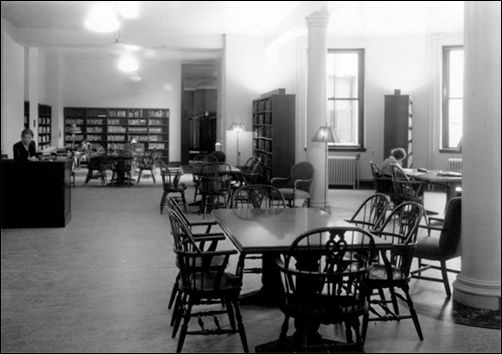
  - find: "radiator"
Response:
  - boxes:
[448,158,462,173]
[328,156,359,189]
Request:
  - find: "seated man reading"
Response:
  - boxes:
[381,147,406,177]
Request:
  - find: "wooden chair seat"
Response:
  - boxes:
[369,264,407,281]
[181,271,242,294]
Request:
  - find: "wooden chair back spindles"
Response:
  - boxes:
[348,193,391,231]
[229,184,286,209]
[276,227,375,349]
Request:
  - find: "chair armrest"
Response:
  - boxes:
[270,177,291,188]
[293,178,313,190]
[192,233,226,241]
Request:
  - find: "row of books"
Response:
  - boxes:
[253,126,272,139]
[253,113,272,125]
[253,139,272,152]
[253,99,271,113]
[38,126,51,134]
[38,135,50,143]
[39,117,51,125]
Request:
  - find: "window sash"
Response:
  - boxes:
[442,45,464,149]
[327,49,364,148]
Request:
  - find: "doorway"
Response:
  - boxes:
[181,63,218,165]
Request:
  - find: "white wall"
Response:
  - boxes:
[221,35,270,166]
[61,55,182,161]
[269,33,463,181]
[1,21,25,157]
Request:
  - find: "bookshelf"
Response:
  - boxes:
[384,91,413,168]
[64,107,170,161]
[38,104,52,150]
[252,92,295,182]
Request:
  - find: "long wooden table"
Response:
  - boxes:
[405,169,462,201]
[212,207,393,352]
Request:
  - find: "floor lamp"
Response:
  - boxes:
[312,125,335,212]
[229,122,245,166]
[67,124,80,148]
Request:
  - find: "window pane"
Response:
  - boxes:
[327,52,358,98]
[334,53,358,98]
[449,49,464,98]
[448,98,463,148]
[328,100,359,145]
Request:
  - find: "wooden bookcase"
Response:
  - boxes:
[252,93,295,182]
[384,91,413,168]
[38,104,52,150]
[64,107,170,161]
[24,102,52,149]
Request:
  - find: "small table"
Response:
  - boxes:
[107,156,134,186]
[406,169,462,201]
[213,207,392,352]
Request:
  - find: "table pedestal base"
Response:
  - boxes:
[255,336,364,353]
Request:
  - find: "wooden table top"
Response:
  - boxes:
[212,207,392,253]
[405,169,462,184]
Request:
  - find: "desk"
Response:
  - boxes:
[406,169,462,201]
[213,207,391,352]
[1,159,72,228]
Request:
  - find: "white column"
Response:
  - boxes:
[27,47,40,146]
[305,7,330,208]
[453,1,501,310]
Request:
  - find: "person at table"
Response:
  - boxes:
[381,147,406,177]
[13,129,37,161]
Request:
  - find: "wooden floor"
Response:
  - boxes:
[1,170,500,353]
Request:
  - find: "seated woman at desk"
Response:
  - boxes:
[381,147,406,177]
[13,129,37,161]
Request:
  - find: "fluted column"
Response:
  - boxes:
[305,7,330,208]
[452,1,501,310]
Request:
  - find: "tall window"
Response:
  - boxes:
[442,46,464,149]
[327,49,364,148]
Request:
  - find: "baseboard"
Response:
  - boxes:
[328,179,374,190]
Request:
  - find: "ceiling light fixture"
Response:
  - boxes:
[118,55,139,73]
[84,4,120,33]
[118,1,140,20]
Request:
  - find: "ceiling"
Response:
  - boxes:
[1,1,463,84]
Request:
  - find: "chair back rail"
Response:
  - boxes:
[229,184,286,209]
[348,193,391,231]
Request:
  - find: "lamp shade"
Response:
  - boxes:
[229,122,246,132]
[312,125,335,143]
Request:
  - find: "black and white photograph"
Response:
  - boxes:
[1,1,500,353]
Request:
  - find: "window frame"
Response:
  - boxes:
[441,45,464,151]
[327,48,365,151]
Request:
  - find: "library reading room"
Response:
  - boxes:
[1,1,501,353]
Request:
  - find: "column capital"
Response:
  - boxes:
[306,6,330,28]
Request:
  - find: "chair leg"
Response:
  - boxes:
[361,311,369,341]
[345,320,353,343]
[151,168,156,184]
[440,260,451,298]
[160,190,169,215]
[225,299,236,331]
[403,285,424,340]
[136,169,143,184]
[176,297,193,353]
[232,299,249,353]
[279,315,289,341]
[181,191,188,213]
[168,273,180,309]
[85,170,92,184]
[389,286,400,317]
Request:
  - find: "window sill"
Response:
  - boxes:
[328,147,367,152]
[439,149,462,154]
